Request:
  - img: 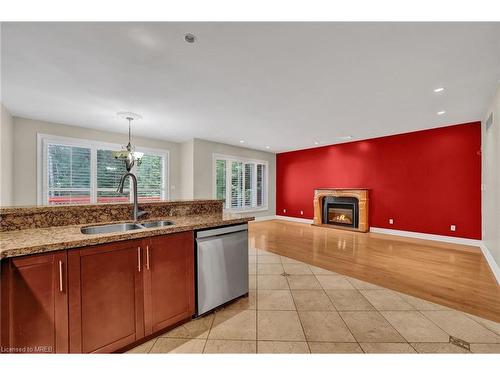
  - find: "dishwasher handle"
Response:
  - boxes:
[196,224,248,239]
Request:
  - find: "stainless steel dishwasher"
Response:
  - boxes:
[195,223,249,316]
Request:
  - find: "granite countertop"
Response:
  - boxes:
[0,213,254,260]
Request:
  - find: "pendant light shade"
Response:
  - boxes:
[113,112,143,171]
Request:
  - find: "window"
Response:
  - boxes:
[47,144,92,205]
[214,154,268,211]
[135,154,164,202]
[39,134,168,205]
[96,149,130,203]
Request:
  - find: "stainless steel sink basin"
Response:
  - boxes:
[81,220,175,234]
[140,220,175,228]
[81,223,144,235]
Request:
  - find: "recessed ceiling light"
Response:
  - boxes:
[239,140,245,143]
[437,110,446,115]
[314,141,319,145]
[433,87,445,93]
[265,146,270,149]
[184,33,196,43]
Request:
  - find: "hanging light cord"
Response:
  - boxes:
[128,117,132,144]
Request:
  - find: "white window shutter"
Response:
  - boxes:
[230,161,243,209]
[214,155,268,212]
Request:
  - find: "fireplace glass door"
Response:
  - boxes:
[322,196,359,229]
[327,203,356,227]
[321,195,360,229]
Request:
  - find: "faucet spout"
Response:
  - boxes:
[116,172,146,222]
[117,173,127,194]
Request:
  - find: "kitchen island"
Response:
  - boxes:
[0,200,253,353]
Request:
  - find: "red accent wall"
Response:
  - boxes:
[276,122,482,239]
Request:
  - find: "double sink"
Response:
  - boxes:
[81,220,174,235]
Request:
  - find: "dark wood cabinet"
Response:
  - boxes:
[143,232,195,335]
[1,251,68,353]
[67,239,145,353]
[2,231,195,354]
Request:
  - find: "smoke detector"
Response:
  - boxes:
[184,33,196,43]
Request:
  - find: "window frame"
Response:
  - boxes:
[212,153,269,213]
[37,133,169,205]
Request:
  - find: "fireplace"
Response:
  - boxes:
[313,189,369,232]
[322,196,359,229]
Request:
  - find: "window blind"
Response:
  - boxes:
[244,163,254,207]
[136,154,164,202]
[96,149,130,203]
[214,155,267,211]
[41,135,168,205]
[215,159,226,203]
[47,144,91,205]
[257,164,265,207]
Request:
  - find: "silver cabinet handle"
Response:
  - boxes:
[137,247,141,272]
[146,245,150,270]
[58,260,63,292]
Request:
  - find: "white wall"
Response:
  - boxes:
[12,116,182,206]
[0,104,14,206]
[482,84,500,270]
[192,138,276,218]
[6,117,277,217]
[179,139,194,199]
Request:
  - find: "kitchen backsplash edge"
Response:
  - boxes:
[0,200,224,232]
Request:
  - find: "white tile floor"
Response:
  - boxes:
[127,248,500,354]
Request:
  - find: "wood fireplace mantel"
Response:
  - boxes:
[313,188,369,232]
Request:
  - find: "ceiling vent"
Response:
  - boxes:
[486,112,494,131]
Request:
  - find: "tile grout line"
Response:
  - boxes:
[314,268,430,352]
[312,268,366,353]
[283,256,311,353]
[149,246,495,354]
[462,314,500,339]
[202,312,217,354]
[417,310,491,349]
[359,306,414,351]
[254,247,498,353]
[413,309,450,341]
[263,242,455,307]
[261,248,432,353]
[146,337,158,353]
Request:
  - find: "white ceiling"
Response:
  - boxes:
[2,22,500,152]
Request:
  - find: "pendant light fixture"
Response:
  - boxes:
[113,112,144,171]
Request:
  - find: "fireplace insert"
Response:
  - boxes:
[322,196,359,228]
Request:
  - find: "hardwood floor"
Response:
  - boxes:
[249,220,500,322]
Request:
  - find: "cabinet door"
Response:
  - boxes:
[68,240,145,353]
[143,232,195,335]
[1,251,68,353]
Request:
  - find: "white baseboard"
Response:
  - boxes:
[479,243,500,285]
[275,215,314,224]
[369,227,482,247]
[273,217,483,247]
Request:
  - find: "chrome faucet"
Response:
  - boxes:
[117,172,146,222]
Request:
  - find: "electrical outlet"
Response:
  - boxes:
[283,209,286,214]
[450,225,456,231]
[389,219,394,225]
[300,210,304,215]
